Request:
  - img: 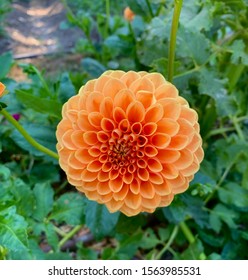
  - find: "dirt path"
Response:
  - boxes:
[1,0,82,58]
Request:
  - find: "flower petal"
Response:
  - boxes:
[126,101,145,123]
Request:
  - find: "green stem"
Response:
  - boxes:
[232,116,245,141]
[0,109,59,160]
[179,221,206,260]
[168,0,183,82]
[204,160,234,204]
[154,225,179,260]
[59,225,82,248]
[205,127,235,139]
[145,0,154,18]
[128,22,142,70]
[179,221,194,244]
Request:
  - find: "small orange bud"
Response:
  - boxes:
[0,82,6,97]
[124,7,135,22]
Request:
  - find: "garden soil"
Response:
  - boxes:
[0,0,83,79]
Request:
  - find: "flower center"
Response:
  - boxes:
[99,126,149,176]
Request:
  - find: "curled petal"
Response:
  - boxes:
[130,178,140,194]
[140,181,155,199]
[154,182,171,196]
[142,122,157,136]
[109,176,124,192]
[99,97,113,119]
[155,83,178,99]
[157,149,180,163]
[144,145,158,157]
[114,184,129,201]
[158,98,181,120]
[156,118,179,136]
[136,90,154,109]
[81,169,98,182]
[180,107,198,124]
[167,135,190,150]
[121,71,141,86]
[126,101,145,123]
[137,168,149,181]
[145,103,163,123]
[87,160,102,172]
[129,77,154,94]
[145,72,166,88]
[75,148,94,164]
[61,130,76,150]
[147,158,163,172]
[113,107,126,123]
[150,133,171,149]
[125,191,142,209]
[88,112,103,128]
[97,181,111,195]
[83,131,98,145]
[101,118,116,132]
[103,78,126,99]
[114,89,135,111]
[86,91,103,112]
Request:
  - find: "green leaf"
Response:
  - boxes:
[58,72,76,104]
[44,223,59,251]
[85,201,120,239]
[81,58,106,78]
[198,68,237,117]
[117,229,143,258]
[33,182,54,222]
[181,2,213,32]
[11,179,35,217]
[0,101,7,110]
[177,26,210,65]
[45,252,73,260]
[209,204,238,233]
[126,0,152,18]
[228,40,248,65]
[218,182,248,208]
[0,52,13,79]
[104,35,132,58]
[11,122,57,158]
[77,244,98,260]
[162,199,188,224]
[0,164,11,181]
[50,192,86,225]
[0,206,28,253]
[15,89,62,119]
[163,194,209,228]
[181,239,205,260]
[141,228,161,249]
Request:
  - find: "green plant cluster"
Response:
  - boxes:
[0,0,248,260]
[0,0,12,36]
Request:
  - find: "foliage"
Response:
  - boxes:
[0,0,12,36]
[0,0,248,260]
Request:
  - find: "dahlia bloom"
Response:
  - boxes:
[123,7,135,22]
[0,82,6,98]
[56,71,204,216]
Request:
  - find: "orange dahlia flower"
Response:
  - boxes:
[0,82,6,97]
[123,7,135,22]
[56,71,204,216]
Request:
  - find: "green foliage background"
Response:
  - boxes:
[0,0,248,260]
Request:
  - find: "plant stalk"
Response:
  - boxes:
[59,225,82,248]
[168,0,183,82]
[0,109,59,160]
[179,221,206,260]
[155,225,179,259]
